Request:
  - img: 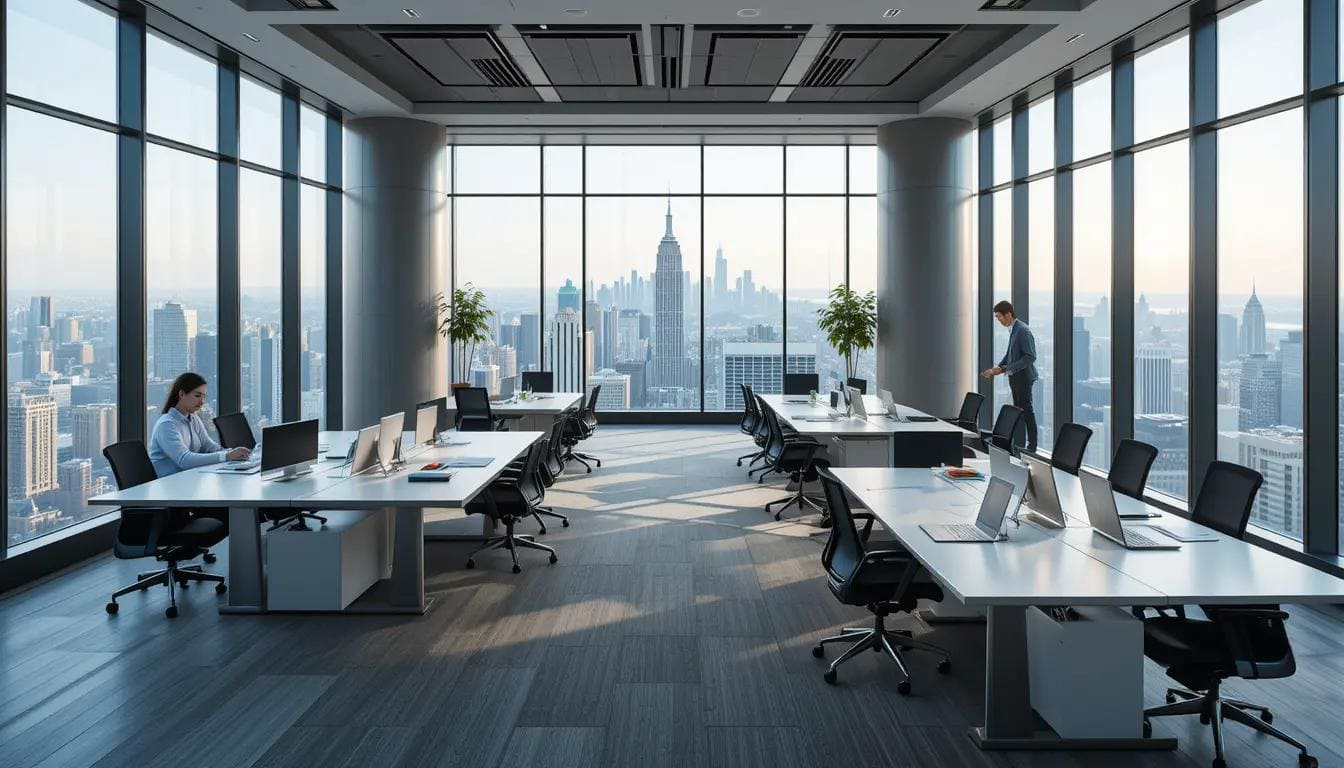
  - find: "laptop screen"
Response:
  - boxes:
[989,446,1029,498]
[975,477,1016,537]
[847,387,866,417]
[1079,473,1127,542]
[1022,453,1066,525]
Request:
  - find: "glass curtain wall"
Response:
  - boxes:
[449,145,878,411]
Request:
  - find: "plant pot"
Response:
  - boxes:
[451,382,471,391]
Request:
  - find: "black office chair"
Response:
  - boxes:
[967,404,1024,457]
[743,385,774,472]
[759,405,829,520]
[943,391,985,433]
[1191,460,1262,538]
[561,385,602,471]
[102,441,227,618]
[526,421,571,532]
[1109,439,1159,500]
[1050,422,1093,475]
[846,377,868,395]
[520,371,554,393]
[811,469,949,693]
[454,386,506,432]
[463,440,558,573]
[213,412,256,450]
[750,392,815,481]
[541,416,570,483]
[737,383,766,467]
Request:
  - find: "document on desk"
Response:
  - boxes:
[440,438,472,446]
[442,456,494,468]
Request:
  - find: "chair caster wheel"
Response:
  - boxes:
[773,512,782,521]
[736,460,743,467]
[203,553,217,564]
[1213,758,1226,768]
[823,669,837,685]
[562,519,570,527]
[465,559,475,569]
[1261,711,1273,724]
[537,528,547,536]
[1142,719,1152,738]
[1200,713,1211,725]
[586,468,592,474]
[105,602,119,615]
[512,564,522,574]
[873,643,882,653]
[1299,755,1318,768]
[549,554,558,564]
[937,659,951,674]
[165,606,178,619]
[178,580,189,589]
[215,583,228,595]
[812,645,825,659]
[897,680,911,696]
[1166,692,1178,704]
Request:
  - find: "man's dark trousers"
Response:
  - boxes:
[1008,373,1038,453]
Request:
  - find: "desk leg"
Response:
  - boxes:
[969,605,1176,751]
[388,506,426,612]
[221,506,265,614]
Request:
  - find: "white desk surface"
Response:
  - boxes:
[443,392,583,417]
[761,394,967,437]
[831,465,1344,607]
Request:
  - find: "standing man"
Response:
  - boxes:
[980,300,1039,453]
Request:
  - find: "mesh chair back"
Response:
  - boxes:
[738,384,758,434]
[990,405,1024,453]
[846,377,868,395]
[751,392,771,442]
[760,400,787,464]
[543,418,567,480]
[956,391,985,429]
[1109,439,1158,499]
[521,371,554,393]
[518,438,549,503]
[1191,460,1263,539]
[1050,423,1093,475]
[818,469,865,585]
[103,441,159,489]
[213,412,257,450]
[454,387,494,429]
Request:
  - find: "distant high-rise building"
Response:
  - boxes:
[1136,344,1173,415]
[1135,293,1153,338]
[55,459,94,520]
[152,301,196,380]
[1278,330,1303,429]
[615,360,648,408]
[249,325,281,426]
[496,345,518,382]
[28,296,54,338]
[1220,426,1303,536]
[616,309,643,362]
[470,364,500,396]
[8,394,57,500]
[714,246,728,299]
[518,312,541,372]
[1134,413,1188,497]
[584,300,606,368]
[1090,295,1110,339]
[722,342,816,411]
[1238,354,1281,430]
[587,368,631,410]
[499,320,519,350]
[21,337,52,379]
[1239,286,1266,356]
[549,309,584,392]
[71,404,117,463]
[653,200,687,389]
[602,307,619,369]
[557,279,581,315]
[1218,313,1240,364]
[52,317,80,345]
[1072,317,1091,383]
[194,332,218,386]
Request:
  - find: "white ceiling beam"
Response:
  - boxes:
[496,24,561,103]
[770,25,831,103]
[640,24,658,87]
[681,24,695,89]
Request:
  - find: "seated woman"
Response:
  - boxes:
[149,371,251,477]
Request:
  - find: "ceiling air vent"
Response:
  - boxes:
[473,56,527,87]
[979,0,1028,9]
[801,56,855,88]
[287,0,338,9]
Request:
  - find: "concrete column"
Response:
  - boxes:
[343,117,448,428]
[875,117,975,418]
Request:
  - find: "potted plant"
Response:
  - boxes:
[437,284,492,389]
[816,284,878,382]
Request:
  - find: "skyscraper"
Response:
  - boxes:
[28,296,54,337]
[617,309,643,361]
[587,368,632,410]
[1136,344,1173,414]
[194,332,218,387]
[519,312,541,372]
[8,394,57,500]
[714,246,728,299]
[1239,286,1266,356]
[721,342,816,411]
[653,200,686,390]
[1278,330,1303,429]
[1072,317,1091,384]
[549,309,584,392]
[1091,295,1110,339]
[1238,353,1281,430]
[71,403,117,463]
[152,300,196,379]
[557,279,581,315]
[249,325,281,425]
[1217,313,1239,364]
[470,364,500,395]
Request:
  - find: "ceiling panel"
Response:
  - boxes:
[521,27,642,86]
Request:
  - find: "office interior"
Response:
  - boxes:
[3,0,1344,765]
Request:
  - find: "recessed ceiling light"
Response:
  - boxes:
[243,32,261,43]
[1066,32,1085,43]
[883,9,901,17]
[402,8,420,18]
[563,8,588,16]
[737,8,761,17]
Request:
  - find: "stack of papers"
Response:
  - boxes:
[442,456,494,468]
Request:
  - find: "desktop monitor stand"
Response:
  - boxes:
[265,461,315,482]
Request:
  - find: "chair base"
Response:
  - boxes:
[465,523,558,574]
[529,506,570,534]
[108,561,226,618]
[812,614,950,693]
[765,487,826,521]
[267,510,328,532]
[1144,683,1317,767]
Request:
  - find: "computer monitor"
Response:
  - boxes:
[414,396,448,435]
[349,425,381,476]
[988,445,1030,500]
[415,404,439,446]
[260,419,319,480]
[783,373,818,396]
[847,386,868,418]
[377,412,405,470]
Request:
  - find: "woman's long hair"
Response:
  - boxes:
[162,372,207,413]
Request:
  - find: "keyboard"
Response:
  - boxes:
[1124,528,1163,547]
[940,523,986,541]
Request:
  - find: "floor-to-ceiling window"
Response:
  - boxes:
[449,144,877,412]
[1073,161,1112,469]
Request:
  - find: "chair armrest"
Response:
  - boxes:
[852,511,877,541]
[1205,606,1289,620]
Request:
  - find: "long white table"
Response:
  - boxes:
[762,394,971,467]
[448,391,584,431]
[829,463,1344,751]
[90,430,542,615]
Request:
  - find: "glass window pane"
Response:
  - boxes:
[992,117,1012,186]
[786,146,846,194]
[1134,34,1189,143]
[5,108,118,549]
[146,33,217,150]
[704,146,782,194]
[6,0,116,121]
[1217,109,1303,541]
[585,146,700,194]
[705,198,782,411]
[239,169,282,432]
[585,197,701,410]
[1028,180,1053,450]
[1135,140,1190,499]
[1027,96,1054,176]
[787,198,847,395]
[455,146,540,193]
[239,77,282,169]
[453,197,540,394]
[544,197,583,394]
[848,146,877,194]
[992,189,1012,415]
[543,146,582,194]
[300,104,327,183]
[146,145,217,436]
[1218,0,1303,118]
[848,195,878,391]
[1073,161,1112,469]
[1073,70,1112,161]
[300,185,327,426]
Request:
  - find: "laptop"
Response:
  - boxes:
[1021,453,1066,528]
[1079,473,1180,550]
[988,445,1030,499]
[847,386,867,419]
[217,454,261,473]
[348,425,380,476]
[878,389,904,421]
[377,412,405,470]
[921,476,1018,542]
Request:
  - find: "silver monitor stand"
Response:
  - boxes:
[264,460,315,482]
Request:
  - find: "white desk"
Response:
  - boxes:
[90,430,541,615]
[762,394,970,467]
[449,392,583,431]
[829,465,1344,752]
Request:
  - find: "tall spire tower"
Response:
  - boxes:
[653,199,687,392]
